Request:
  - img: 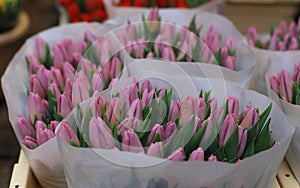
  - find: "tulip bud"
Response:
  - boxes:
[201,116,213,143]
[224,96,239,119]
[108,78,118,88]
[27,55,41,74]
[157,88,166,99]
[30,75,47,99]
[17,115,35,138]
[146,52,154,58]
[161,22,176,44]
[208,154,218,162]
[279,20,288,34]
[53,45,64,70]
[122,129,144,153]
[225,37,235,52]
[147,7,160,35]
[188,148,204,161]
[110,57,122,80]
[269,76,280,94]
[118,118,135,135]
[28,93,48,124]
[50,121,59,132]
[293,63,300,83]
[92,72,104,92]
[64,79,73,99]
[237,126,248,159]
[128,98,142,120]
[154,34,163,56]
[89,117,115,149]
[141,89,155,109]
[289,22,297,38]
[106,98,120,126]
[58,121,80,146]
[71,52,82,68]
[34,36,47,62]
[49,82,61,100]
[94,95,107,117]
[81,58,96,77]
[84,29,97,43]
[72,71,91,105]
[36,127,55,145]
[278,70,293,102]
[148,124,165,145]
[208,34,221,54]
[63,62,75,81]
[147,142,164,157]
[165,121,177,139]
[126,23,137,41]
[141,80,153,93]
[180,96,199,126]
[277,41,286,51]
[198,98,206,120]
[36,66,50,90]
[169,100,181,122]
[268,28,279,50]
[247,26,258,43]
[101,60,112,82]
[209,97,218,114]
[35,120,47,130]
[239,105,258,129]
[57,92,73,117]
[219,114,237,146]
[161,45,175,62]
[22,136,38,149]
[167,148,185,161]
[288,37,298,50]
[50,67,64,90]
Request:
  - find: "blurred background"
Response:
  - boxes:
[0,0,299,187]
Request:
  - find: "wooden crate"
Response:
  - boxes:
[9,150,300,188]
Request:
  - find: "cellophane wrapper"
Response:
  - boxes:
[265,53,300,182]
[57,61,294,188]
[0,22,117,188]
[101,10,256,88]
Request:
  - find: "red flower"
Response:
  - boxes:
[68,3,80,18]
[59,0,71,6]
[85,1,96,11]
[81,14,93,22]
[93,9,108,20]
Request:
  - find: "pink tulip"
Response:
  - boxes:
[239,105,258,129]
[269,76,280,94]
[71,52,82,68]
[141,89,155,109]
[148,124,165,145]
[28,93,48,124]
[288,37,298,50]
[219,113,237,146]
[106,97,120,126]
[208,155,218,162]
[209,97,218,114]
[92,72,104,92]
[53,45,64,70]
[63,62,75,81]
[81,58,96,77]
[161,22,176,44]
[279,20,288,34]
[22,136,38,149]
[126,23,137,41]
[110,57,122,80]
[34,36,47,62]
[58,121,80,146]
[128,98,142,120]
[161,45,175,62]
[147,7,160,34]
[154,34,163,56]
[141,80,153,93]
[146,52,154,58]
[36,66,50,90]
[27,55,41,74]
[84,29,97,43]
[208,33,221,54]
[268,28,279,50]
[57,92,73,117]
[224,96,239,119]
[117,118,138,135]
[78,39,87,55]
[36,127,55,145]
[167,148,185,161]
[278,70,293,102]
[225,37,235,52]
[17,115,35,138]
[169,100,181,122]
[50,67,64,90]
[147,142,164,157]
[221,47,236,70]
[180,96,199,126]
[89,117,114,149]
[247,26,258,44]
[165,121,177,139]
[72,71,91,105]
[198,98,206,120]
[289,22,298,38]
[122,129,144,153]
[50,121,59,132]
[237,126,248,159]
[188,148,204,161]
[108,78,118,88]
[277,41,286,51]
[42,99,51,119]
[292,63,300,83]
[35,120,47,130]
[157,88,166,99]
[30,75,47,99]
[49,82,61,99]
[201,116,213,143]
[94,95,107,117]
[64,79,73,99]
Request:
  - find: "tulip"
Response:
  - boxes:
[289,22,297,38]
[35,120,47,130]
[128,98,142,120]
[169,100,181,122]
[157,88,166,99]
[63,61,75,81]
[201,116,213,143]
[101,60,112,82]
[176,41,189,61]
[89,117,115,149]
[30,75,47,99]
[84,29,97,43]
[122,129,144,153]
[42,99,51,119]
[154,34,163,56]
[34,36,47,62]
[148,124,165,145]
[78,39,87,55]
[94,95,107,117]
[57,92,73,117]
[279,20,288,34]
[141,89,155,109]
[188,148,204,161]
[147,142,164,157]
[92,72,104,92]
[117,118,135,135]
[224,96,239,119]
[179,25,189,41]
[71,52,82,68]
[147,7,160,35]
[288,37,298,50]
[277,41,286,51]
[28,93,47,124]
[106,97,120,126]
[81,58,96,77]
[126,23,137,41]
[269,76,280,94]
[53,45,64,70]
[161,45,175,62]
[141,80,153,93]
[50,121,59,132]
[268,28,279,50]
[36,127,55,145]
[180,96,199,126]
[165,121,177,139]
[247,26,258,43]
[161,22,176,44]
[200,43,213,63]
[237,126,248,159]
[27,55,41,74]
[292,63,300,83]
[239,105,258,129]
[22,136,38,149]
[64,79,73,99]
[219,113,237,146]
[225,37,235,52]
[209,97,218,114]
[58,121,80,146]
[167,148,185,161]
[109,78,118,88]
[17,115,35,138]
[50,67,64,90]
[110,56,122,80]
[36,66,50,90]
[49,82,61,100]
[72,71,91,105]
[278,70,293,102]
[208,154,218,162]
[208,33,221,54]
[198,98,206,120]
[146,52,154,58]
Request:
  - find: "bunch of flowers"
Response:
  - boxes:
[113,0,216,8]
[247,19,300,51]
[59,0,108,22]
[118,8,237,70]
[269,62,300,104]
[17,30,124,149]
[59,78,277,163]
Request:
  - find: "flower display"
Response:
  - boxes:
[17,30,124,149]
[114,0,216,8]
[247,19,300,51]
[59,78,277,163]
[118,9,237,70]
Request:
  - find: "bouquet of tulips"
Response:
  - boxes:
[246,20,300,94]
[265,55,300,182]
[1,23,128,188]
[58,0,108,23]
[56,76,294,187]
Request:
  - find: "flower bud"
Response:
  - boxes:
[127,98,142,120]
[64,79,73,99]
[34,36,47,62]
[167,148,185,161]
[22,136,38,149]
[122,129,144,153]
[110,56,122,80]
[239,105,258,129]
[269,76,280,94]
[219,113,237,146]
[237,126,248,159]
[50,121,59,132]
[188,148,204,161]
[208,154,218,162]
[50,67,64,90]
[278,70,293,102]
[36,127,55,145]
[30,75,47,99]
[94,95,107,117]
[169,100,181,122]
[63,61,75,81]
[224,96,239,119]
[28,93,48,124]
[72,71,91,105]
[147,142,163,157]
[141,80,153,93]
[89,117,114,149]
[57,92,73,117]
[92,72,104,92]
[17,115,35,138]
[147,7,160,35]
[58,121,80,146]
[165,121,177,139]
[148,124,165,145]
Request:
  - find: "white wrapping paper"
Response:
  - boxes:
[103,0,226,20]
[57,67,294,188]
[265,53,300,183]
[1,22,110,188]
[98,11,256,88]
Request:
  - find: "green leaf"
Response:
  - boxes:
[204,137,219,158]
[152,133,161,144]
[213,146,226,162]
[223,126,239,162]
[148,99,167,126]
[70,140,79,147]
[214,49,222,66]
[254,118,271,154]
[47,89,58,120]
[184,123,207,157]
[257,104,272,134]
[188,15,197,33]
[245,121,259,148]
[242,138,255,159]
[200,118,220,151]
[82,107,93,145]
[44,44,53,69]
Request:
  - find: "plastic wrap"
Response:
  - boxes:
[57,68,294,188]
[265,53,300,183]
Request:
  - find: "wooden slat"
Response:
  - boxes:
[271,178,281,188]
[277,160,300,188]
